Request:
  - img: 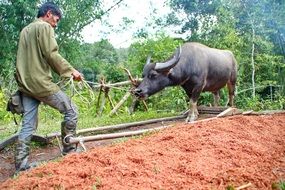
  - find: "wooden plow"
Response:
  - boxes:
[59,106,246,151]
[4,106,277,151]
[91,68,148,116]
[52,106,237,151]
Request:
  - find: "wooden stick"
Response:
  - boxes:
[142,100,149,111]
[99,92,106,116]
[109,91,131,116]
[216,107,242,117]
[92,80,142,89]
[236,182,252,190]
[243,110,285,115]
[122,67,136,85]
[68,126,169,144]
[182,106,228,115]
[189,117,219,124]
[78,115,186,134]
[96,86,103,115]
[46,115,186,138]
[129,98,139,114]
[0,134,18,150]
[0,134,49,150]
[106,92,115,109]
[46,112,225,139]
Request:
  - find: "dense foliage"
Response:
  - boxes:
[0,0,104,83]
[0,0,284,139]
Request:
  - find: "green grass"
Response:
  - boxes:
[272,180,285,190]
[279,180,285,190]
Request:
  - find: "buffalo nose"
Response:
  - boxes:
[133,88,142,97]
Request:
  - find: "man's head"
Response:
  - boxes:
[37,2,62,28]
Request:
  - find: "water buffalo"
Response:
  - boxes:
[134,42,238,122]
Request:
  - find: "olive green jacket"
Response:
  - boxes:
[16,18,74,97]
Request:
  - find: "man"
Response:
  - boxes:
[15,2,83,173]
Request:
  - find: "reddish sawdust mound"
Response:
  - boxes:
[1,114,284,190]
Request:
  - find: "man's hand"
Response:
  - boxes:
[72,70,84,81]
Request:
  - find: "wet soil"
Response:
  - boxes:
[0,113,284,190]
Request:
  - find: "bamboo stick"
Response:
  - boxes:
[236,182,252,190]
[68,126,168,144]
[46,115,186,139]
[78,115,186,135]
[109,91,131,116]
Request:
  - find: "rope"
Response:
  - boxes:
[58,77,96,105]
[57,77,132,105]
[85,80,130,92]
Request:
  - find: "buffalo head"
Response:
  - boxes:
[134,46,181,99]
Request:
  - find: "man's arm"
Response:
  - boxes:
[38,24,81,79]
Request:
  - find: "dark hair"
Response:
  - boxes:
[37,2,62,19]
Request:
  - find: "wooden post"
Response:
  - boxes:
[106,92,115,109]
[96,86,103,115]
[129,98,140,114]
[99,91,106,116]
[109,91,131,116]
[142,100,149,111]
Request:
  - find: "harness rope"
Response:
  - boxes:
[57,77,131,105]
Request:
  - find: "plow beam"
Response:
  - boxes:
[66,126,169,145]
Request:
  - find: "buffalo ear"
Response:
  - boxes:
[163,68,174,76]
[143,62,156,77]
[161,70,171,76]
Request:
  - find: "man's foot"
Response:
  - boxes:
[62,146,84,156]
[14,162,38,176]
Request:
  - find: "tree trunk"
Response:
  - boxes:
[250,21,256,98]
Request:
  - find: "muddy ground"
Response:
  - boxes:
[0,113,284,190]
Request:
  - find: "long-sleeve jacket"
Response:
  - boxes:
[16,18,74,97]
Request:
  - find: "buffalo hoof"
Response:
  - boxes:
[185,114,198,123]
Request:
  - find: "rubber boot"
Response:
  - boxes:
[61,121,77,155]
[14,140,31,174]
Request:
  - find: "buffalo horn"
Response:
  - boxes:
[146,55,151,65]
[154,45,182,72]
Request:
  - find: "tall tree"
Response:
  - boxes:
[0,0,38,80]
[168,0,222,35]
[80,39,123,82]
[166,0,284,96]
[230,0,285,95]
[0,0,124,84]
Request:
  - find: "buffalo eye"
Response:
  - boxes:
[148,71,158,79]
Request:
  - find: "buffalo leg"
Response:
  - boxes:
[226,82,235,106]
[186,99,199,122]
[213,91,220,107]
[186,88,202,122]
[183,83,202,122]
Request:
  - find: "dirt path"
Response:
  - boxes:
[0,113,284,189]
